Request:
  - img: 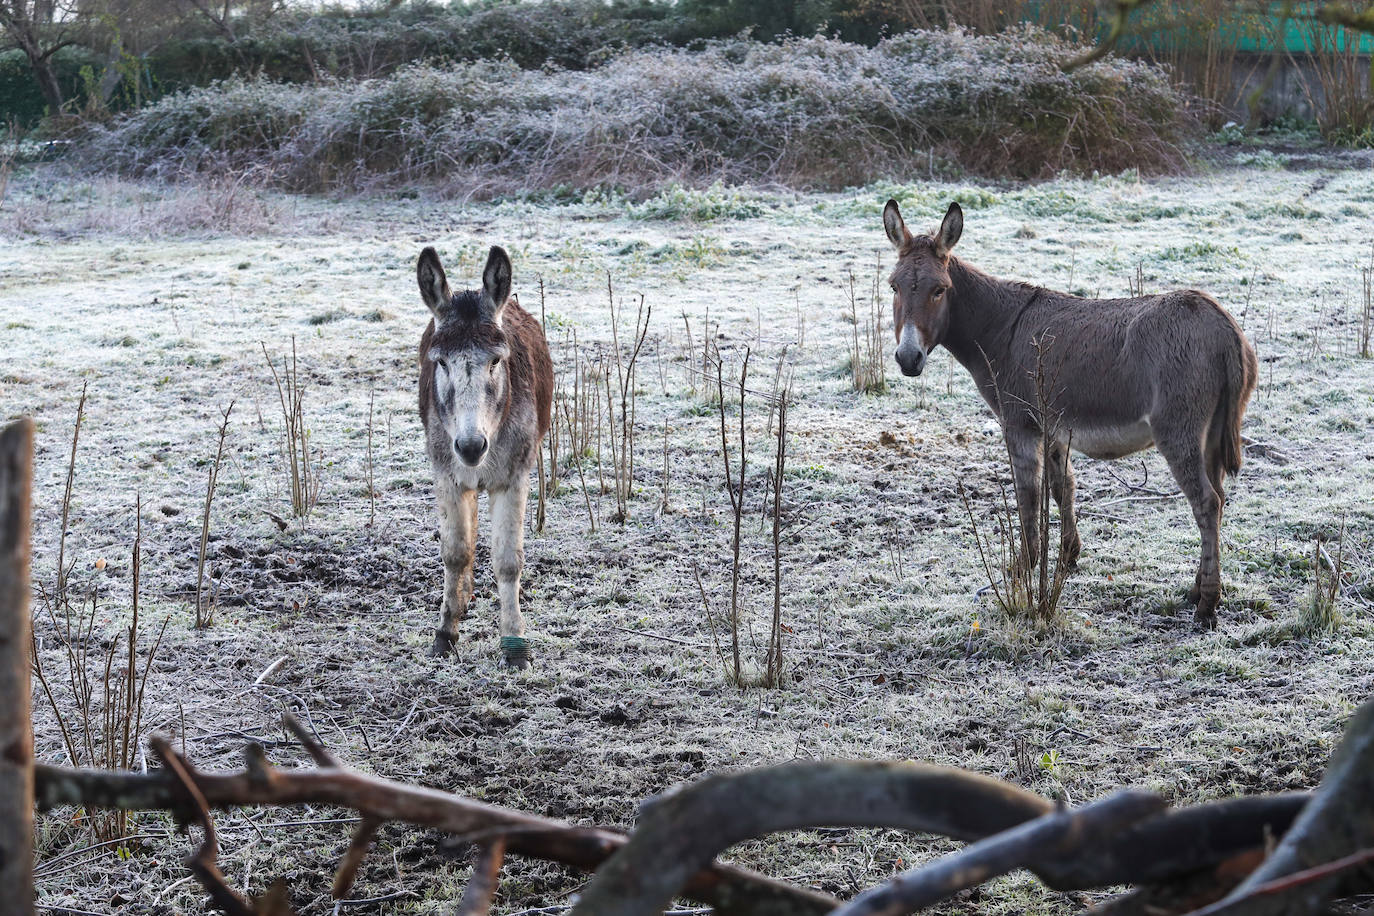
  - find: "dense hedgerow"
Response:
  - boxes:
[149,0,686,91]
[76,28,1197,192]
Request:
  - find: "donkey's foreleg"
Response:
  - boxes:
[1158,435,1223,628]
[490,484,531,669]
[1048,443,1080,570]
[432,486,477,657]
[1006,431,1044,574]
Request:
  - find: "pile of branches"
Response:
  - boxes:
[29,698,1374,916]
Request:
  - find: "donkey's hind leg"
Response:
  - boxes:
[1155,426,1223,628]
[1183,423,1232,606]
[490,484,531,669]
[432,485,477,657]
[1048,442,1081,570]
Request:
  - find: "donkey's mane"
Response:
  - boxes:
[441,290,485,324]
[431,290,508,351]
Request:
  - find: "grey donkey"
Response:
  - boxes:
[883,200,1257,627]
[417,245,553,666]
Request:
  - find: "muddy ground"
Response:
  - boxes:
[2,154,1373,914]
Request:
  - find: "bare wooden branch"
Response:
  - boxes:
[1042,793,1309,889]
[569,760,1061,916]
[1181,698,1374,916]
[32,758,837,916]
[457,836,507,916]
[332,815,381,900]
[0,418,34,916]
[833,791,1166,916]
[151,736,257,916]
[568,761,1312,916]
[281,713,337,768]
[1081,848,1268,916]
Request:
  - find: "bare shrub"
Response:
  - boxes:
[75,29,1195,192]
[31,401,167,843]
[846,261,887,395]
[1301,520,1346,635]
[962,338,1071,626]
[698,346,793,688]
[604,275,653,524]
[1303,19,1374,143]
[262,338,318,523]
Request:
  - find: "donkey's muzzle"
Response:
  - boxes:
[454,435,489,467]
[895,346,927,377]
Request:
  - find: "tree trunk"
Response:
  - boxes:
[0,418,35,916]
[28,48,64,114]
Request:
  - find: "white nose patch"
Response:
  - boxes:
[899,323,927,354]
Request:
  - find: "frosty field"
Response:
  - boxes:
[2,158,1372,914]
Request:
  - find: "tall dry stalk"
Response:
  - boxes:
[548,327,599,532]
[763,386,790,688]
[55,383,87,607]
[605,275,653,523]
[701,347,794,689]
[195,402,233,629]
[1360,246,1372,359]
[262,338,318,522]
[718,345,750,685]
[365,387,377,527]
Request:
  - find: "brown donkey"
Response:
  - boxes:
[883,200,1257,627]
[417,245,553,666]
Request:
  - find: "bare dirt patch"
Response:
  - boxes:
[3,164,1372,914]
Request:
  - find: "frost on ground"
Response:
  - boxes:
[2,162,1372,914]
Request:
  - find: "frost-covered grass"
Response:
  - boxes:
[72,29,1194,193]
[4,162,1372,914]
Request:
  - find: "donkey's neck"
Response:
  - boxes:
[942,257,1037,372]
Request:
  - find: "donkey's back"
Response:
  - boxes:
[998,286,1255,479]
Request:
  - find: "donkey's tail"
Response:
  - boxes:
[1215,324,1258,480]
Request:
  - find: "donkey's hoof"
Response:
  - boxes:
[430,631,457,657]
[1193,598,1220,630]
[500,636,533,670]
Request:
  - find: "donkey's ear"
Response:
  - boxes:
[417,247,452,318]
[882,199,910,249]
[482,245,513,323]
[934,202,963,258]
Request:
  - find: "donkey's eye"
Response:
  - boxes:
[489,356,501,371]
[436,356,448,371]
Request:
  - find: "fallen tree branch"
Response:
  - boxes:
[457,837,507,916]
[1170,694,1374,916]
[33,737,837,916]
[569,761,1055,916]
[1081,848,1268,916]
[566,761,1305,916]
[1180,698,1374,916]
[332,815,382,900]
[151,736,257,916]
[832,790,1166,916]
